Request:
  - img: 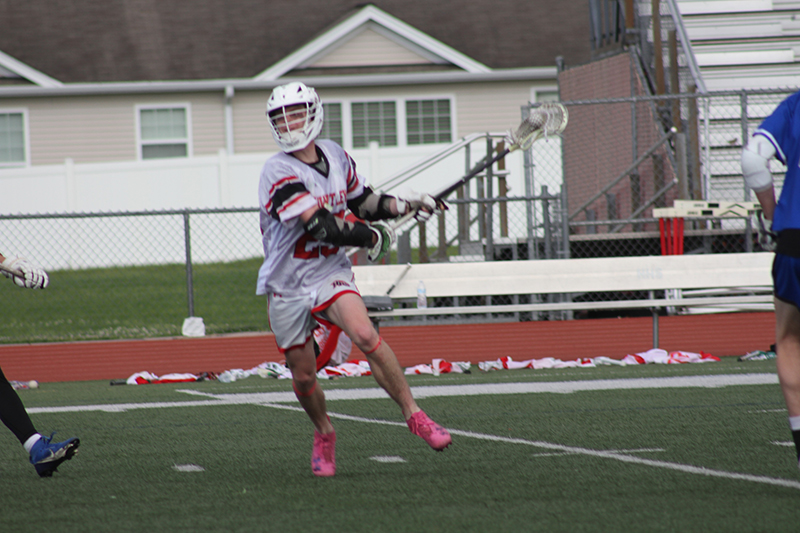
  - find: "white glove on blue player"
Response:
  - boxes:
[395,191,437,222]
[1,257,49,289]
[756,212,777,252]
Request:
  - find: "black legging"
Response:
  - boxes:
[0,366,37,445]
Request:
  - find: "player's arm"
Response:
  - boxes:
[755,188,777,222]
[300,206,394,262]
[347,187,436,222]
[742,134,779,251]
[742,134,777,220]
[300,205,377,247]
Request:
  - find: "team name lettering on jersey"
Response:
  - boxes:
[317,191,347,212]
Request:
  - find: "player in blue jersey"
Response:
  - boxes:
[742,90,800,469]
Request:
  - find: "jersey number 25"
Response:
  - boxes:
[293,233,339,259]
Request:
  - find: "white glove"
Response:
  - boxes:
[756,212,777,252]
[1,257,49,289]
[395,191,437,222]
[367,222,396,263]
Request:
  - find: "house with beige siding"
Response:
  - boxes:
[0,1,590,214]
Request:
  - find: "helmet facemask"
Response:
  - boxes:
[266,82,324,152]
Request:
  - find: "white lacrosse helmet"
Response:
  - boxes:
[266,82,324,152]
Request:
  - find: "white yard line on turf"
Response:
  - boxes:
[253,402,800,491]
[25,373,779,414]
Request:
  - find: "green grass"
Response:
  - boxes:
[2,358,800,531]
[0,258,267,344]
[0,251,457,344]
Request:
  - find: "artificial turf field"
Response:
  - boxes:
[2,358,800,532]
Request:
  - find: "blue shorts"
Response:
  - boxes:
[773,253,800,309]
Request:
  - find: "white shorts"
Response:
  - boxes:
[268,271,360,352]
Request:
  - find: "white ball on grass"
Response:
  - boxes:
[28,380,39,389]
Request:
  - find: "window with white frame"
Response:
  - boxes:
[320,102,343,146]
[532,89,560,103]
[406,99,452,145]
[137,105,191,160]
[0,110,27,167]
[351,101,397,148]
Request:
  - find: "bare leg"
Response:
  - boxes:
[775,298,800,417]
[324,293,420,420]
[285,339,334,434]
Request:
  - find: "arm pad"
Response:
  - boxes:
[742,135,776,192]
[303,208,375,247]
[347,187,395,221]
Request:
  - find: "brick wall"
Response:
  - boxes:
[559,52,678,233]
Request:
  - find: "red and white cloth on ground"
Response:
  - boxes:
[477,350,720,372]
[621,348,720,365]
[477,356,592,371]
[404,359,471,375]
[318,360,372,378]
[131,347,721,386]
[126,371,201,385]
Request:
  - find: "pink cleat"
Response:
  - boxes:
[407,411,452,451]
[312,429,336,477]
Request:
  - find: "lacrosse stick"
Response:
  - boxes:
[390,103,569,231]
[345,103,568,258]
[0,260,23,278]
[385,262,412,295]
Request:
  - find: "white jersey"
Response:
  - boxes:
[256,139,366,296]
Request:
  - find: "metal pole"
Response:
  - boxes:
[741,91,753,252]
[561,186,570,259]
[676,132,689,199]
[650,290,659,348]
[458,143,471,253]
[651,0,665,97]
[668,30,682,131]
[542,185,552,259]
[497,140,508,237]
[630,46,638,191]
[183,211,195,318]
[688,85,702,199]
[485,135,494,261]
[522,105,537,259]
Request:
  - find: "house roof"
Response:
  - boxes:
[0,0,590,85]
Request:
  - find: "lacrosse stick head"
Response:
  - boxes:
[509,103,569,151]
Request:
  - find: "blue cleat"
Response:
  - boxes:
[29,433,80,477]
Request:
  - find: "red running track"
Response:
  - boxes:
[0,312,776,383]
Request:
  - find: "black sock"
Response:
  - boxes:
[0,366,37,445]
[793,430,800,462]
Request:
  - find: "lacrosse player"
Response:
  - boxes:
[0,253,80,477]
[257,82,450,476]
[742,90,800,470]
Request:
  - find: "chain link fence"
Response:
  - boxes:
[0,209,266,343]
[0,87,790,340]
[396,88,793,262]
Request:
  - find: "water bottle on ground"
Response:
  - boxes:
[417,280,427,309]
